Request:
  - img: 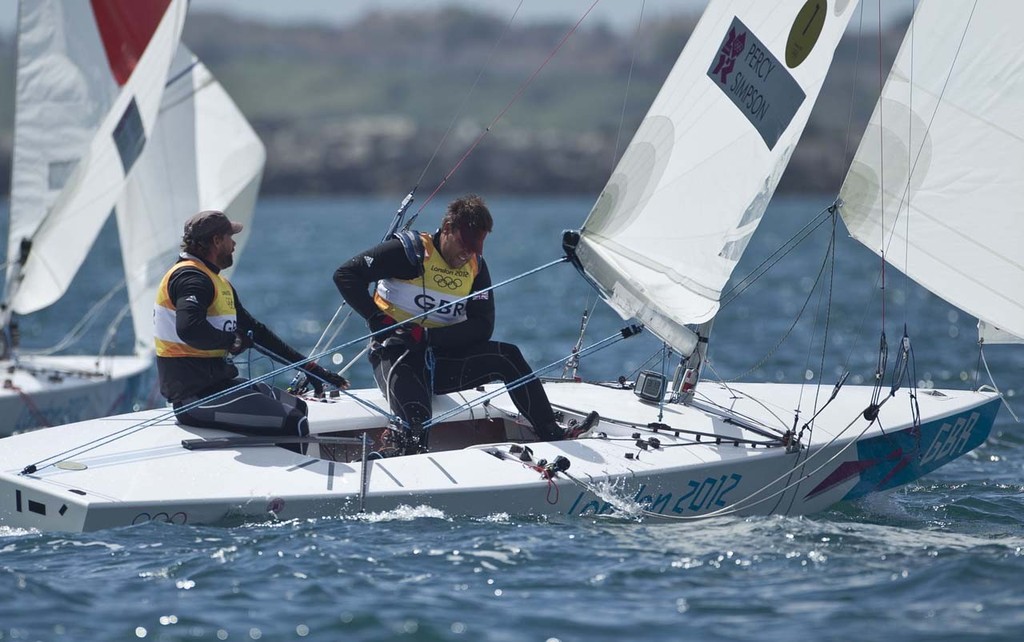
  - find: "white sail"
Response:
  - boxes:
[576,0,859,355]
[6,0,188,315]
[7,1,117,278]
[839,0,1024,344]
[116,46,265,352]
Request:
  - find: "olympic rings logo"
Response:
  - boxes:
[433,274,463,290]
[132,511,188,525]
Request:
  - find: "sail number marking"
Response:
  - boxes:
[920,412,979,465]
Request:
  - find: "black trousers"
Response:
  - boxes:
[369,340,562,441]
[174,378,309,442]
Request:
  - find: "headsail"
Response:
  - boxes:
[5,0,187,316]
[575,0,859,355]
[839,0,1024,344]
[116,46,265,353]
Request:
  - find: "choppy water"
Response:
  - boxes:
[2,195,1022,641]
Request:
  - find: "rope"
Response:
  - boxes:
[610,0,646,168]
[413,0,526,189]
[563,405,884,522]
[716,207,839,382]
[422,326,638,430]
[10,384,52,429]
[302,4,529,365]
[404,0,603,229]
[19,258,570,474]
[21,279,126,356]
[979,346,1020,423]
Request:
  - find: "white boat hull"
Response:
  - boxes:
[0,355,154,436]
[0,380,1000,532]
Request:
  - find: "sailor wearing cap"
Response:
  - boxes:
[154,210,347,446]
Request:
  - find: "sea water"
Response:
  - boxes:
[1,195,1022,641]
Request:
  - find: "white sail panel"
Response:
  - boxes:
[6,1,121,294]
[839,0,1024,343]
[9,0,188,315]
[115,47,200,353]
[116,47,265,352]
[577,0,859,355]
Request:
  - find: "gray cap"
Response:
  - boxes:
[183,210,243,241]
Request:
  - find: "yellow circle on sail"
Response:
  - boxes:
[787,0,827,68]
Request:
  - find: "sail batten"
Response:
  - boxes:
[839,0,1024,344]
[577,0,859,355]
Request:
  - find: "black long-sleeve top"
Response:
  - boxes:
[157,254,305,403]
[333,232,495,349]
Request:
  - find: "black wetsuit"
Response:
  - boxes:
[157,255,308,442]
[333,233,563,443]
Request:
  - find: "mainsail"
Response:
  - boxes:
[5,0,187,316]
[116,46,265,352]
[839,0,1024,344]
[576,0,858,355]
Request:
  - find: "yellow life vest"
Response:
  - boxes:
[153,258,237,358]
[373,232,479,328]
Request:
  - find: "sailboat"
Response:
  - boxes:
[0,1,263,436]
[0,0,187,434]
[0,0,1015,532]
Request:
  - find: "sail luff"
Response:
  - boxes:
[839,0,1024,344]
[576,0,860,355]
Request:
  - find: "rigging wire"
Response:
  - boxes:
[624,200,837,387]
[561,305,591,380]
[565,390,903,523]
[884,0,974,262]
[795,214,839,416]
[718,204,834,307]
[21,279,127,356]
[563,0,645,379]
[404,0,603,230]
[19,257,570,474]
[302,1,525,362]
[875,0,887,341]
[97,302,132,361]
[838,0,867,169]
[611,0,646,166]
[714,207,840,383]
[780,215,840,514]
[422,325,640,430]
[902,0,915,331]
[413,0,526,190]
[305,0,592,364]
[697,362,792,432]
[978,346,1021,423]
[622,344,671,385]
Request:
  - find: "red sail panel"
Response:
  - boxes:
[91,0,172,86]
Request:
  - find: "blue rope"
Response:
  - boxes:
[20,257,570,472]
[425,345,436,401]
